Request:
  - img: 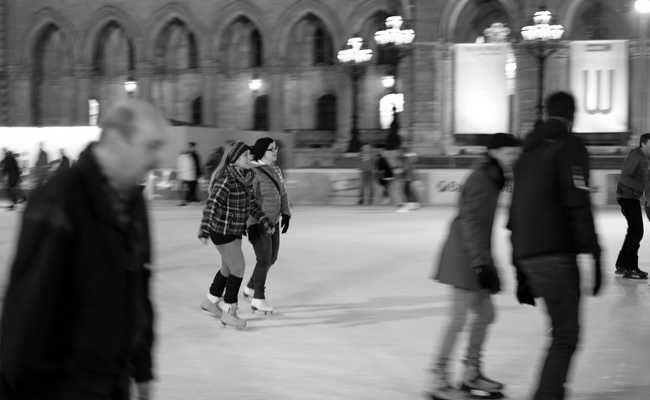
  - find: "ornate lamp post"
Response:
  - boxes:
[375,16,415,147]
[636,0,650,133]
[337,36,373,153]
[521,6,564,124]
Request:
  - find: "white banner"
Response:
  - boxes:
[454,44,509,134]
[570,40,629,133]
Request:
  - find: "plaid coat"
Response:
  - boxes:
[199,168,267,238]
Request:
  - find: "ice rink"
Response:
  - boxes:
[1,204,649,400]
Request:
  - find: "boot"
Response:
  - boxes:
[251,298,274,315]
[200,296,222,318]
[460,363,504,397]
[243,286,254,299]
[220,302,247,329]
[428,368,463,400]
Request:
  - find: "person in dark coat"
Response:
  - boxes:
[0,99,170,400]
[358,144,375,205]
[33,142,49,188]
[1,148,22,210]
[509,91,602,400]
[613,133,650,279]
[429,133,521,400]
[187,141,202,202]
[56,148,71,173]
[375,149,394,204]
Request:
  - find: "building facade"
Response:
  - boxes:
[0,0,644,153]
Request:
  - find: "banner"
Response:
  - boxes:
[570,40,629,133]
[454,43,509,134]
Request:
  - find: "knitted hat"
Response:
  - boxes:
[252,137,274,161]
[487,133,522,150]
[226,141,250,164]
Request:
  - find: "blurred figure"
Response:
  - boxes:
[375,148,394,205]
[0,99,170,400]
[33,142,49,188]
[614,133,650,279]
[429,133,521,400]
[204,146,225,180]
[509,92,602,400]
[242,137,292,314]
[396,148,420,212]
[198,142,272,329]
[1,148,23,210]
[56,148,71,173]
[187,142,202,202]
[358,144,375,205]
[176,150,197,206]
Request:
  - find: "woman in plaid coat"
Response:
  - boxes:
[198,141,272,329]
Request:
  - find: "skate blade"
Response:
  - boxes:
[460,386,504,399]
[622,275,648,280]
[251,306,274,315]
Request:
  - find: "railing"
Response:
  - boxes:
[287,129,390,148]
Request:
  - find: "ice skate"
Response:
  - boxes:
[200,297,222,318]
[459,364,504,399]
[220,303,247,329]
[427,369,465,400]
[623,268,648,280]
[242,286,254,299]
[251,298,274,315]
[615,265,625,275]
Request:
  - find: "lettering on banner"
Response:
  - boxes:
[582,69,614,115]
[436,180,462,192]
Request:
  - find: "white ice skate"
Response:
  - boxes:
[459,364,504,399]
[220,303,247,329]
[200,297,222,318]
[427,369,465,400]
[251,298,274,315]
[242,286,254,299]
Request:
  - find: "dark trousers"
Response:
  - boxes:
[359,171,374,205]
[403,180,417,203]
[247,223,280,299]
[519,254,581,400]
[616,198,643,270]
[184,180,198,202]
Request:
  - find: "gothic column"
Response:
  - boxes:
[0,0,8,124]
[268,57,286,132]
[73,64,93,125]
[410,41,439,154]
[201,59,218,126]
[514,43,538,136]
[136,61,155,101]
[7,64,31,125]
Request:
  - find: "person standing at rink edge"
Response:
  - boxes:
[242,137,292,314]
[429,133,521,400]
[0,99,170,400]
[613,133,650,279]
[199,141,273,329]
[509,91,602,400]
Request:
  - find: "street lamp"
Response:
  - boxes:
[382,75,396,89]
[248,77,263,92]
[636,0,650,133]
[375,15,415,147]
[521,6,564,124]
[337,36,373,152]
[124,76,138,97]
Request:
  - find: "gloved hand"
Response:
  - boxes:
[281,214,291,234]
[515,268,536,306]
[247,224,260,243]
[592,251,603,296]
[473,265,501,294]
[261,217,275,235]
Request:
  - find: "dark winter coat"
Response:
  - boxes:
[509,118,600,261]
[1,152,21,186]
[434,156,506,290]
[616,147,649,199]
[0,144,155,399]
[189,150,202,179]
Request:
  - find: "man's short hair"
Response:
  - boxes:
[99,105,138,141]
[546,91,576,120]
[640,133,650,146]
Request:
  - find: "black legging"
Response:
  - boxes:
[616,198,643,271]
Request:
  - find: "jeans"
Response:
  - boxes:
[359,171,374,205]
[247,223,280,299]
[616,198,643,270]
[403,180,417,203]
[519,254,581,400]
[435,288,495,370]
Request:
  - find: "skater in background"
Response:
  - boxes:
[429,133,521,400]
[176,149,197,206]
[358,144,375,205]
[613,133,650,279]
[0,99,169,400]
[56,148,71,173]
[509,92,602,400]
[242,137,291,314]
[396,147,420,212]
[198,142,273,329]
[187,142,202,202]
[375,148,394,204]
[1,148,23,210]
[33,142,49,189]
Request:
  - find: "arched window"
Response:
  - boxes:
[191,97,202,125]
[313,27,333,65]
[32,24,67,125]
[93,21,134,76]
[155,19,198,73]
[250,29,263,67]
[316,94,337,130]
[253,95,269,130]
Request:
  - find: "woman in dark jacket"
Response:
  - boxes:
[198,142,272,329]
[429,133,521,400]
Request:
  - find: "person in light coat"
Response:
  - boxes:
[176,151,196,206]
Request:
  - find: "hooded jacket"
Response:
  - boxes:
[509,118,600,261]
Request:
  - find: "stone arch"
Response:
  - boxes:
[145,3,206,62]
[284,13,336,66]
[440,0,520,42]
[23,8,75,73]
[560,0,630,40]
[152,18,199,71]
[80,5,142,66]
[216,15,265,70]
[273,0,343,62]
[211,0,269,62]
